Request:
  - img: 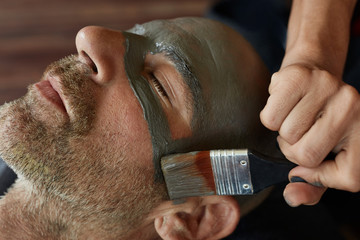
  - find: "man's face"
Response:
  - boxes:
[0,38,168,231]
[0,17,272,233]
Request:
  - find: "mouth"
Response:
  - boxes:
[34,76,67,114]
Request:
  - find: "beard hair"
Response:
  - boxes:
[0,55,95,191]
[0,55,168,234]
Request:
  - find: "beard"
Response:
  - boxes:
[0,55,96,190]
[0,55,167,234]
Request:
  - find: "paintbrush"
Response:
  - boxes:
[161,149,300,200]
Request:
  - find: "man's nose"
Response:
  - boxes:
[75,26,126,85]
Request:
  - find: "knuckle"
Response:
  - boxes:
[270,71,279,82]
[333,85,360,122]
[316,71,340,96]
[288,64,312,81]
[279,125,302,145]
[270,67,305,94]
[317,70,335,84]
[342,169,360,192]
[340,85,359,106]
[279,146,296,163]
[260,111,280,131]
[268,72,280,93]
[295,145,322,167]
[260,96,284,131]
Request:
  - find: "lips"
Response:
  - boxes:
[34,79,67,113]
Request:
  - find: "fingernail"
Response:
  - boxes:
[284,195,300,207]
[310,182,325,188]
[290,176,306,183]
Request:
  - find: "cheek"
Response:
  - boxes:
[91,83,154,168]
[164,108,192,140]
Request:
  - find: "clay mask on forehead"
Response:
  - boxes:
[124,17,277,180]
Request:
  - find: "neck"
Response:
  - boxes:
[0,179,75,239]
[0,179,159,239]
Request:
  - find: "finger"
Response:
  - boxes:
[283,182,327,207]
[278,118,340,168]
[276,136,326,168]
[278,85,358,167]
[289,150,360,192]
[260,72,304,131]
[279,93,324,145]
[267,71,281,94]
[278,70,341,147]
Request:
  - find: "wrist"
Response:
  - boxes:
[281,44,337,75]
[283,0,356,76]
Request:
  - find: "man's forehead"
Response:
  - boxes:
[128,18,219,50]
[129,18,197,37]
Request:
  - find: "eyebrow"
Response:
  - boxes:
[161,49,204,128]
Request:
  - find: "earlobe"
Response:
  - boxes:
[154,196,240,240]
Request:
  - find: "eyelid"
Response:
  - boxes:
[145,70,173,106]
[149,73,169,99]
[154,70,175,100]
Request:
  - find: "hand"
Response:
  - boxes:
[260,64,360,206]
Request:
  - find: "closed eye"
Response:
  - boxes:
[149,73,169,99]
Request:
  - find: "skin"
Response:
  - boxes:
[0,17,276,239]
[124,18,280,179]
[260,0,360,207]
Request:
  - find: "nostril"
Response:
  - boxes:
[91,64,97,73]
[90,60,98,74]
[80,51,98,74]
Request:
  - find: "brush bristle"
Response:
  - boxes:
[161,151,216,200]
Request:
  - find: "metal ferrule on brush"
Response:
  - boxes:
[210,149,253,195]
[161,149,256,200]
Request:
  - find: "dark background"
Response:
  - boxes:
[0,0,214,104]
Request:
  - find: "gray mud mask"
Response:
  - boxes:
[123,32,173,180]
[123,18,280,181]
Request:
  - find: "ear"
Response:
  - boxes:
[154,196,240,240]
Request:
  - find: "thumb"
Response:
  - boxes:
[283,181,327,207]
[290,150,360,192]
[283,165,329,207]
